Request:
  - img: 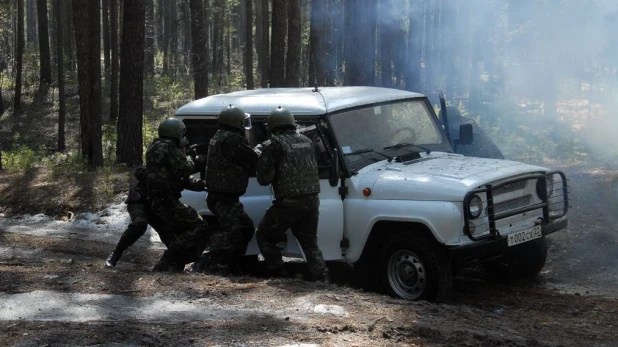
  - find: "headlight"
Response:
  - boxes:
[536,176,554,199]
[468,195,483,219]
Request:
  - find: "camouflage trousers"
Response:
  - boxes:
[256,194,328,281]
[148,195,210,267]
[206,192,255,266]
[114,202,174,253]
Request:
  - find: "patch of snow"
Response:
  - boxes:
[313,304,349,317]
[0,197,164,249]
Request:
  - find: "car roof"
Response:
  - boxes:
[175,86,425,116]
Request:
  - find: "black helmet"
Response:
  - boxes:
[219,105,251,130]
[158,118,186,142]
[267,107,295,133]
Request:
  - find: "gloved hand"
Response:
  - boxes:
[253,143,264,156]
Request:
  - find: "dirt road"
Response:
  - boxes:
[1,164,617,346]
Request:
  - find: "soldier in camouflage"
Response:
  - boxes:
[192,106,259,274]
[146,118,210,272]
[443,105,505,159]
[254,107,329,283]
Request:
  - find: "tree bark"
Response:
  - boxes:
[183,0,191,72]
[212,0,225,83]
[169,0,178,76]
[260,0,269,87]
[62,0,74,71]
[270,0,285,87]
[144,0,155,76]
[379,0,394,88]
[110,0,119,120]
[285,0,300,87]
[308,0,325,87]
[117,0,146,166]
[405,0,423,92]
[73,0,103,167]
[344,0,376,86]
[102,0,111,72]
[27,0,37,45]
[14,0,25,111]
[255,0,262,72]
[189,0,209,98]
[36,0,51,85]
[244,0,254,89]
[56,0,66,151]
[163,0,170,73]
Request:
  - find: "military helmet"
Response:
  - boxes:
[219,105,251,130]
[158,118,186,142]
[267,106,296,133]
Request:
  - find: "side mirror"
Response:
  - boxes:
[329,148,340,187]
[456,123,473,146]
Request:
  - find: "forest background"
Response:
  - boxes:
[1,0,618,215]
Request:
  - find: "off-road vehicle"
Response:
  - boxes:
[175,86,569,302]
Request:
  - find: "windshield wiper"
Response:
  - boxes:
[383,142,432,155]
[343,148,394,161]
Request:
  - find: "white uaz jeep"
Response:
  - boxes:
[175,86,569,302]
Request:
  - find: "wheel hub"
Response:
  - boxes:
[388,250,426,300]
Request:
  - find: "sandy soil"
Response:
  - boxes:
[0,164,617,346]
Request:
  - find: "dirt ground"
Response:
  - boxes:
[0,163,617,346]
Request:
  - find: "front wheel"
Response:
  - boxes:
[380,234,452,302]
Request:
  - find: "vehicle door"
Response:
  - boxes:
[276,118,345,261]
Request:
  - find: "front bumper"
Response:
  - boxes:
[449,217,568,264]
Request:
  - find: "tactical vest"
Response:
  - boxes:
[271,131,320,199]
[206,130,250,194]
[145,139,185,198]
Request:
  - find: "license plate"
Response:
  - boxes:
[507,225,542,247]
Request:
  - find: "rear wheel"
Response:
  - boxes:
[483,236,548,280]
[380,233,452,302]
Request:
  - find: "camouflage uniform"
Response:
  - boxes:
[146,138,209,271]
[105,167,172,268]
[445,106,505,160]
[255,130,329,282]
[192,126,259,272]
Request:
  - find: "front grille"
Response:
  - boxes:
[493,180,527,196]
[493,195,532,215]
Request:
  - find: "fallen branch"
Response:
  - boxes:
[368,316,387,331]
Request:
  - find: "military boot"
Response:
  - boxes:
[104,250,123,268]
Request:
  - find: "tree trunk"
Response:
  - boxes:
[212,0,225,84]
[169,0,178,76]
[183,1,191,72]
[155,0,164,53]
[73,0,103,167]
[344,0,376,86]
[144,0,155,76]
[117,0,146,166]
[110,0,119,120]
[56,0,66,151]
[62,0,74,71]
[284,0,300,87]
[255,0,262,72]
[405,0,423,92]
[14,0,25,111]
[163,0,170,73]
[226,11,231,74]
[270,0,285,87]
[244,0,254,89]
[27,0,37,45]
[189,0,208,98]
[36,0,51,85]
[260,0,269,87]
[308,0,326,87]
[102,0,111,72]
[378,0,394,88]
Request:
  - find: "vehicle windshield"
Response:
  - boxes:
[329,99,449,171]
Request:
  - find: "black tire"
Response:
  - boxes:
[380,233,452,302]
[483,236,548,280]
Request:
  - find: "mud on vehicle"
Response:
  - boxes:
[175,86,569,302]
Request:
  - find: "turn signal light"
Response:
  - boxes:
[362,188,372,197]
